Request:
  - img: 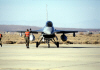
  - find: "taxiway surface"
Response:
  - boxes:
[0,44,100,70]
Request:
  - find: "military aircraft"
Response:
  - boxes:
[17,21,78,48]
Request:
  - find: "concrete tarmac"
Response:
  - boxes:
[0,44,100,70]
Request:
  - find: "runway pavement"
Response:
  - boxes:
[0,44,100,70]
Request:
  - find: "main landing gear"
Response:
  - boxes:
[36,38,59,48]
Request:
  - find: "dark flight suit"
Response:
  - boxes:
[0,34,2,47]
[25,31,30,48]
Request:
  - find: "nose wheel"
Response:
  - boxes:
[36,42,39,48]
[48,43,50,48]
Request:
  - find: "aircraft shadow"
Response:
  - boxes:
[40,46,100,48]
[60,47,100,48]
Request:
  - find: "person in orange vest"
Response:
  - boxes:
[0,33,3,47]
[24,29,30,48]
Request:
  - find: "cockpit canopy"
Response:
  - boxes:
[46,21,53,27]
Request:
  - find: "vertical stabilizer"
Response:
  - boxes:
[46,4,48,21]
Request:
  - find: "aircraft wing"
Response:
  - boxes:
[15,28,44,34]
[30,29,44,33]
[16,31,38,34]
[55,30,78,34]
[54,30,78,37]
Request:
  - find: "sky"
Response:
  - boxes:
[0,0,100,29]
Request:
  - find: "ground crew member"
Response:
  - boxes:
[0,33,3,47]
[24,29,30,48]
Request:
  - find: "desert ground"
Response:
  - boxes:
[0,44,100,70]
[0,32,100,70]
[1,32,100,44]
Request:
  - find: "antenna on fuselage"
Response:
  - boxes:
[46,4,48,21]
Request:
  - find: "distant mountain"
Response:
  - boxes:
[0,19,100,29]
[0,25,100,32]
[0,20,45,27]
[0,25,41,32]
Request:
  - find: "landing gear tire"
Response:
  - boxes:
[56,42,59,48]
[48,43,50,48]
[36,42,39,48]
